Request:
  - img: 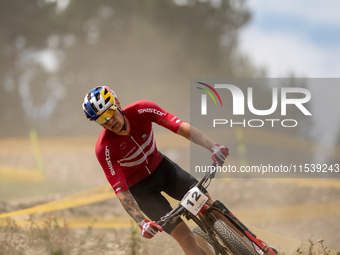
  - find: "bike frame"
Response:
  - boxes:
[157,164,276,255]
[188,204,230,254]
[192,203,275,255]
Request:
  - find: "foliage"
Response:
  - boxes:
[0,216,110,255]
[1,216,337,255]
[0,216,139,255]
[290,238,337,255]
[0,0,258,137]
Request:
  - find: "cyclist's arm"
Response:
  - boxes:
[138,101,217,151]
[177,122,216,151]
[116,190,146,225]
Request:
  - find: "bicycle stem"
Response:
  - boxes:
[195,162,217,189]
[157,162,216,226]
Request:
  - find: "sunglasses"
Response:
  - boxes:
[95,105,117,124]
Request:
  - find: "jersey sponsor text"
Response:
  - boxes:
[138,108,166,116]
[105,145,116,176]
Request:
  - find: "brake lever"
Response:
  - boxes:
[158,204,185,227]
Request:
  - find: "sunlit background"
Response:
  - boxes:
[2,0,340,137]
[239,0,340,78]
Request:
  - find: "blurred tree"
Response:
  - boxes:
[0,0,263,137]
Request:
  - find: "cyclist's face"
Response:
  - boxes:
[100,109,125,133]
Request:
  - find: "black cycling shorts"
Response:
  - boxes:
[129,152,206,234]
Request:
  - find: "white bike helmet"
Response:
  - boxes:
[83,86,117,121]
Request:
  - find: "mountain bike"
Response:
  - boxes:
[157,163,278,255]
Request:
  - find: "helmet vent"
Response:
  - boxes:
[105,97,111,104]
[99,103,103,109]
[95,93,100,101]
[91,103,98,113]
[104,88,108,95]
[84,104,89,111]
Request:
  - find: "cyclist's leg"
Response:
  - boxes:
[130,188,207,255]
[129,169,180,234]
[158,155,245,239]
[158,153,252,251]
[129,155,208,255]
[170,221,208,255]
[160,153,206,200]
[154,154,211,254]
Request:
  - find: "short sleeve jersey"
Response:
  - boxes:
[95,100,183,195]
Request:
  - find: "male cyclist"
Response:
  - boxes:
[82,86,229,255]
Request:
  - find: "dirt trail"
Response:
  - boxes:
[1,135,340,254]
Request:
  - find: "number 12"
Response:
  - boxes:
[186,191,202,206]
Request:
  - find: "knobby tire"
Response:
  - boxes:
[213,220,257,255]
[193,226,222,255]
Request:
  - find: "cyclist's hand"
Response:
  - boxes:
[139,219,163,239]
[211,144,229,166]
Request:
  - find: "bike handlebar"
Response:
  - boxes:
[157,162,217,226]
[195,162,217,189]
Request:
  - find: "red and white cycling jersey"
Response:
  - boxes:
[95,100,183,195]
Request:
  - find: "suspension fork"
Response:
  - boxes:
[201,205,246,238]
[204,203,276,255]
[185,204,213,233]
[212,200,257,238]
[195,205,227,255]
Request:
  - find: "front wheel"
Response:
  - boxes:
[193,226,225,255]
[213,220,257,255]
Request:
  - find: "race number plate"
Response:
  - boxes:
[180,187,209,216]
